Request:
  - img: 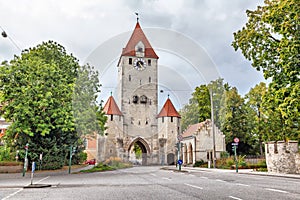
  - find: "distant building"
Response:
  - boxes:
[181,119,226,165]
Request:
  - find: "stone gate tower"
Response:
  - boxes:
[97,21,180,165]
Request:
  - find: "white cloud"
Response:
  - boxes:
[0,0,266,102]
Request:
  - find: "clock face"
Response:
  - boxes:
[134,58,146,71]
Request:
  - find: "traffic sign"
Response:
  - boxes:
[234,137,239,143]
[177,159,183,165]
[177,134,183,141]
[231,142,238,146]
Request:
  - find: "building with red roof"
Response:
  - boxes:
[95,20,181,165]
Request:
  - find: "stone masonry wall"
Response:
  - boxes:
[265,141,300,174]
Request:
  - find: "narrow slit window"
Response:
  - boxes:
[129,58,132,64]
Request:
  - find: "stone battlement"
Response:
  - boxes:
[265,141,300,174]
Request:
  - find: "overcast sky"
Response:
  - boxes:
[0,0,266,109]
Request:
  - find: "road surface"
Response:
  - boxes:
[1,166,299,200]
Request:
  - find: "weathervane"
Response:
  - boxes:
[135,12,139,22]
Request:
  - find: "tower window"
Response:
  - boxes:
[171,117,173,122]
[148,59,151,66]
[149,77,151,83]
[129,75,131,81]
[140,95,147,104]
[129,58,132,64]
[162,117,164,123]
[133,95,139,103]
[110,115,113,121]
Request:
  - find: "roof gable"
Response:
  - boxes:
[157,98,180,118]
[121,22,158,59]
[103,96,122,116]
[182,120,210,137]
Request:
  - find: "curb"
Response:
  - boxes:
[24,184,52,189]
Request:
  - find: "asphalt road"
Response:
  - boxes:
[0,166,299,200]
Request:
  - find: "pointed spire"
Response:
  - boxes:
[121,21,158,59]
[157,98,181,118]
[103,95,122,116]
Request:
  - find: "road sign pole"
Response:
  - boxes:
[178,142,181,171]
[68,145,73,174]
[234,145,238,173]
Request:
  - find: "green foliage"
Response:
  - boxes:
[233,0,299,142]
[80,157,132,173]
[72,64,107,137]
[220,151,230,158]
[244,82,268,155]
[78,152,87,164]
[0,41,106,169]
[0,145,12,161]
[133,143,142,159]
[80,163,113,173]
[180,78,226,131]
[193,160,205,167]
[220,87,254,154]
[208,78,227,129]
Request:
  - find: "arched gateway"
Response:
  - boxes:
[95,21,181,165]
[128,137,150,165]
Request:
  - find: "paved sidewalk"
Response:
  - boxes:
[164,166,300,179]
[0,165,94,181]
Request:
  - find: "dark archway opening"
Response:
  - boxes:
[128,138,150,166]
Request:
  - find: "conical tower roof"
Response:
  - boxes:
[103,95,122,116]
[121,22,158,59]
[157,98,181,118]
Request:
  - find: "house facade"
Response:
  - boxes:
[181,119,226,165]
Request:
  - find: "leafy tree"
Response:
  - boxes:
[244,82,268,155]
[232,0,299,141]
[72,63,107,139]
[180,85,210,131]
[208,78,227,129]
[0,41,105,168]
[220,87,253,154]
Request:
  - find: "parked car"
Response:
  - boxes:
[85,159,96,165]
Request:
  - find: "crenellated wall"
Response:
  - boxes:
[265,141,300,174]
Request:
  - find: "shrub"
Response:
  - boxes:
[0,146,12,161]
[193,160,205,167]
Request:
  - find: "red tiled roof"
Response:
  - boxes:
[182,120,210,138]
[103,96,122,116]
[121,22,158,59]
[157,98,181,118]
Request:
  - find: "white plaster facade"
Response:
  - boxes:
[180,119,226,165]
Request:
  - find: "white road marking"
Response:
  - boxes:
[2,188,23,200]
[150,173,157,177]
[35,176,50,183]
[216,179,226,182]
[229,196,243,200]
[200,176,208,179]
[184,183,203,190]
[235,183,250,187]
[265,188,289,193]
[162,177,171,181]
[189,174,195,177]
[1,176,50,200]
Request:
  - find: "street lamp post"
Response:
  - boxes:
[209,88,217,168]
[23,143,29,177]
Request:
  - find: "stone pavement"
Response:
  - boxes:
[164,166,300,179]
